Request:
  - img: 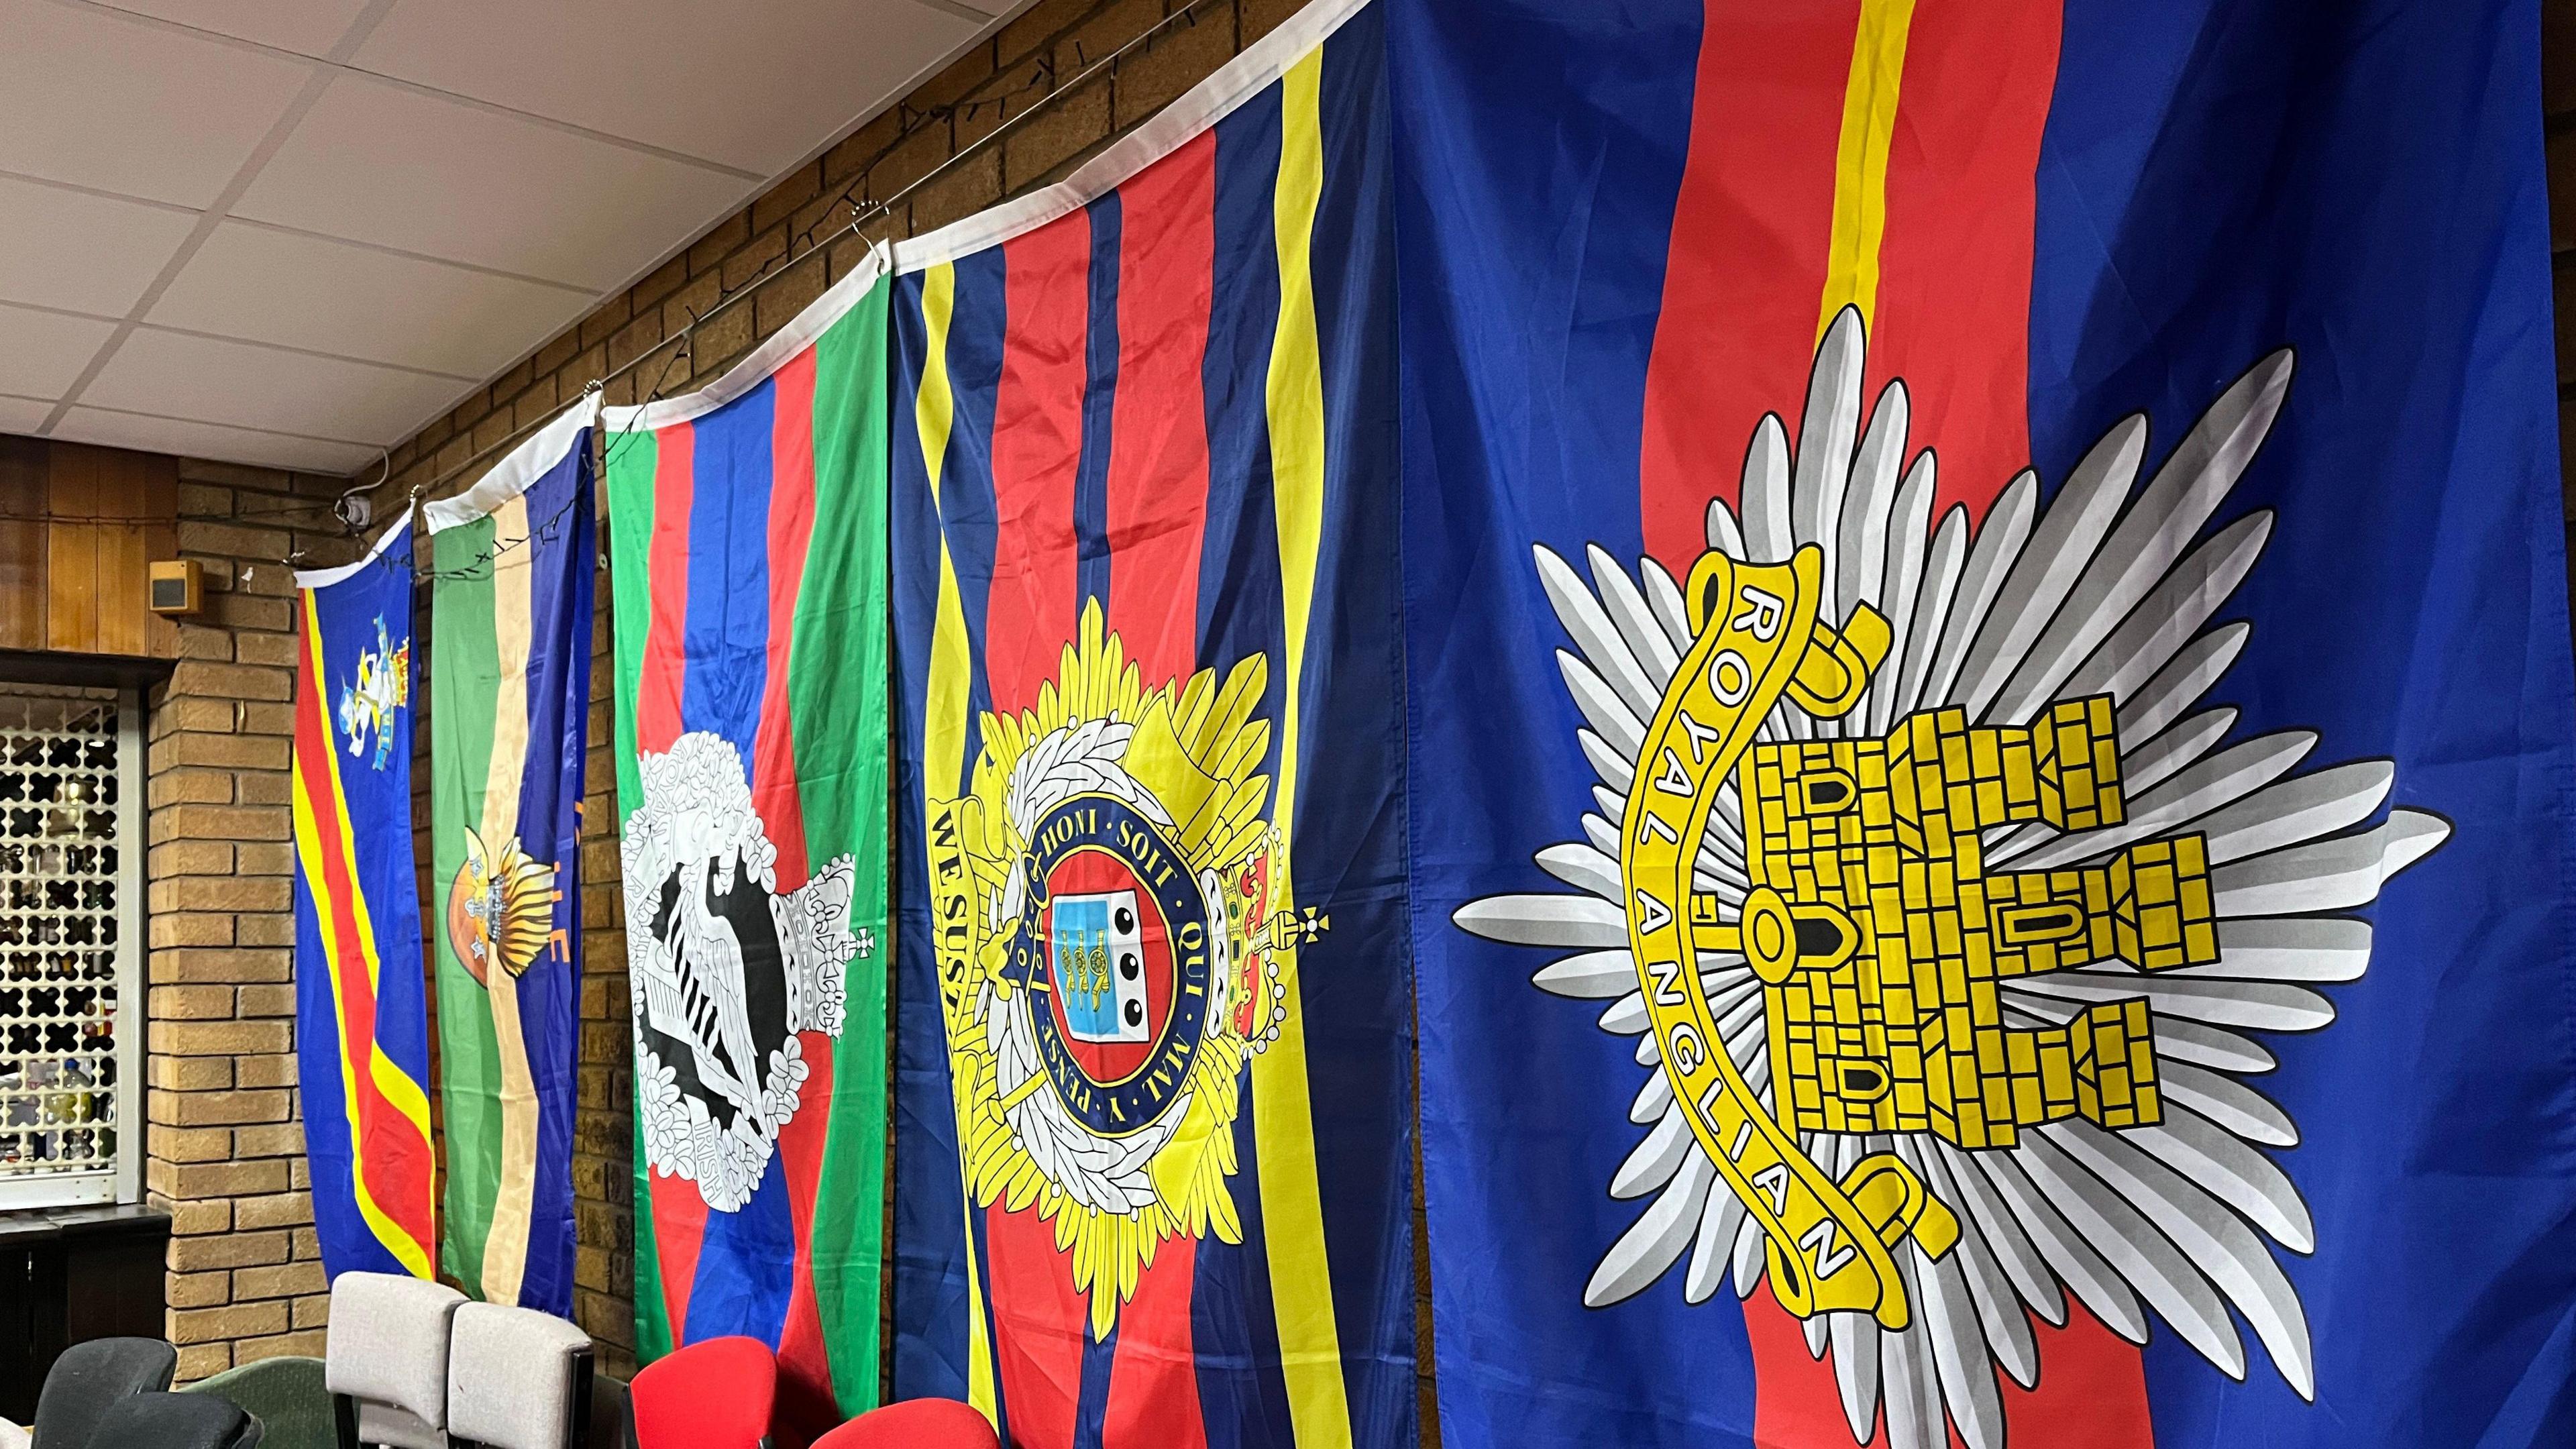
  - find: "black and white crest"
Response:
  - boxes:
[623,729,859,1212]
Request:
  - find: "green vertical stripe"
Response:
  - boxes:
[793,278,892,1414]
[600,426,674,1363]
[429,518,505,1297]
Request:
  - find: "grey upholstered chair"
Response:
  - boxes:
[443,1303,593,1449]
[83,1391,261,1449]
[29,1337,177,1449]
[323,1273,465,1449]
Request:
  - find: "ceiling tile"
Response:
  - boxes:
[91,0,374,58]
[0,304,115,398]
[151,221,592,378]
[50,406,378,474]
[83,328,461,445]
[352,0,979,176]
[0,176,199,319]
[0,398,54,435]
[234,74,754,290]
[0,0,313,209]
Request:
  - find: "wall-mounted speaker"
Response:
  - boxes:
[148,560,202,617]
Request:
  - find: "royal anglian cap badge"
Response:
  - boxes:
[1458,308,2451,1449]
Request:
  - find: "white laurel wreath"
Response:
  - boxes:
[623,730,853,1212]
[983,718,1228,1217]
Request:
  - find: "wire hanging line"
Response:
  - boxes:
[390,0,1224,527]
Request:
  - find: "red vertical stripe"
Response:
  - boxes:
[1636,2,1860,576]
[635,417,703,1338]
[987,1205,1089,1449]
[980,202,1100,1449]
[1745,1287,2155,1448]
[982,211,1095,712]
[635,422,697,755]
[646,1171,708,1342]
[1102,131,1218,693]
[1102,1236,1205,1449]
[753,348,837,1443]
[772,1035,841,1445]
[1855,7,2154,1438]
[1864,0,2062,521]
[755,352,818,890]
[292,616,433,1252]
[1092,133,1219,1449]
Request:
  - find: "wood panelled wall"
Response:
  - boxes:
[0,437,179,659]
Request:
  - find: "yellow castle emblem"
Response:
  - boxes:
[1731,698,2219,1152]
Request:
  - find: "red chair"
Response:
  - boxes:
[812,1399,997,1449]
[626,1336,777,1449]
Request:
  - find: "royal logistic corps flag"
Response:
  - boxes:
[426,401,598,1316]
[604,253,891,1431]
[292,510,437,1282]
[888,4,1413,1446]
[1399,2,2573,1448]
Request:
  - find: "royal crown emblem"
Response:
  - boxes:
[931,600,1303,1338]
[1458,309,2451,1449]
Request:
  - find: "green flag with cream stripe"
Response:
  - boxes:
[425,401,597,1315]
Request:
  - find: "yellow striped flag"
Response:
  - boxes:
[885,3,1412,1446]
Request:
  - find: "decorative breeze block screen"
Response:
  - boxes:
[0,687,131,1198]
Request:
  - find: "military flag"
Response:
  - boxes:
[886,3,1413,1446]
[292,511,437,1283]
[425,401,597,1316]
[1399,3,2572,1448]
[602,252,892,1433]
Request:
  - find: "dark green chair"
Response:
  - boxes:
[181,1357,329,1449]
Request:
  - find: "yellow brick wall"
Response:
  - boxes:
[145,464,366,1381]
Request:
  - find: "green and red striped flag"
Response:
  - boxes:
[602,248,890,1434]
[425,404,598,1315]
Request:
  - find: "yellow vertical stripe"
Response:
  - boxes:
[1817,0,1917,337]
[1258,48,1354,1449]
[478,494,542,1308]
[914,262,999,1430]
[292,597,435,1278]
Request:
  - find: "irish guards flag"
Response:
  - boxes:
[293,511,436,1282]
[888,3,1415,1446]
[1404,3,2573,1449]
[426,400,597,1316]
[604,253,891,1433]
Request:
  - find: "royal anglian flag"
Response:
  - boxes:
[1402,2,2568,1448]
[604,252,892,1434]
[888,4,1414,1447]
[426,400,598,1316]
[292,510,436,1283]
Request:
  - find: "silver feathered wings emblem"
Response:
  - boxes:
[1454,308,2449,1449]
[625,729,860,1212]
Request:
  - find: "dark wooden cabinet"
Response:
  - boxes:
[0,1204,170,1423]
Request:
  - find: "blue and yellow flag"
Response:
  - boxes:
[1399,3,2571,1448]
[887,4,1413,1446]
[293,511,436,1282]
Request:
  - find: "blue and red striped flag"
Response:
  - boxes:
[1401,2,2572,1448]
[604,256,892,1436]
[292,513,437,1283]
[887,5,1413,1446]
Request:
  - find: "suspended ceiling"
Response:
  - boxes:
[0,0,1020,474]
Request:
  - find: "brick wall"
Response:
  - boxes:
[144,464,363,1381]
